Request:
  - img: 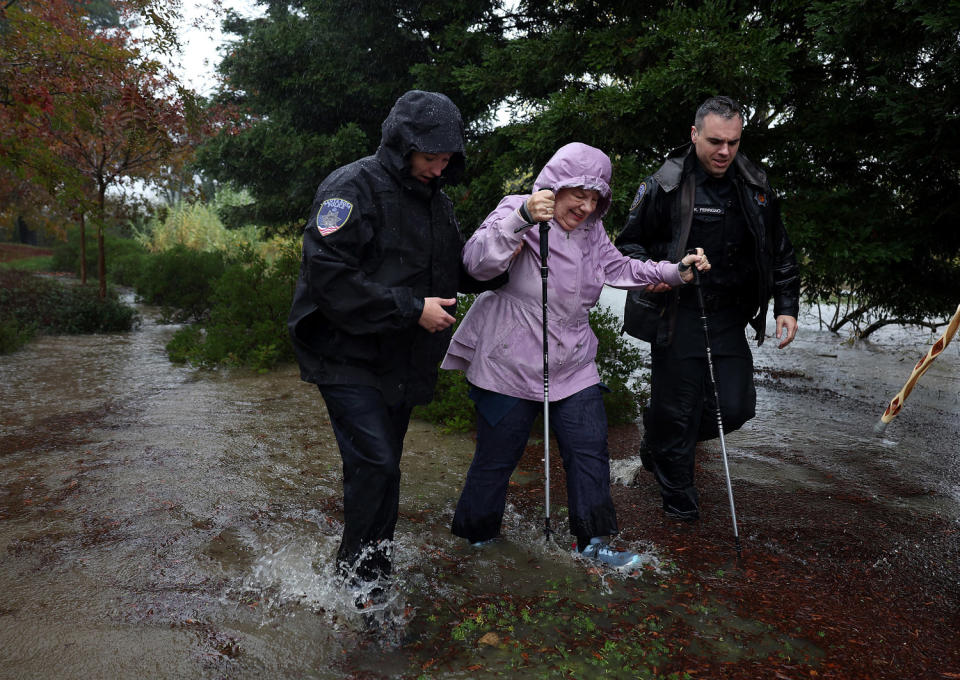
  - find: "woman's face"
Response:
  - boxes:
[554,187,600,232]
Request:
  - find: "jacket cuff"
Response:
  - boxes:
[502,208,535,236]
[400,291,425,327]
[665,263,685,288]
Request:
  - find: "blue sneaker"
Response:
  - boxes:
[579,538,644,569]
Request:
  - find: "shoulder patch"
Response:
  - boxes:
[316,198,354,236]
[630,182,647,211]
[753,191,767,208]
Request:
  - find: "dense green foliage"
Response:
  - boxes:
[0,315,35,355]
[165,246,300,372]
[133,245,227,322]
[414,296,650,432]
[50,229,149,286]
[770,1,960,334]
[199,0,960,334]
[196,1,504,231]
[0,269,138,354]
[590,305,649,424]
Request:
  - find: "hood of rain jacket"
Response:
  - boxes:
[441,142,683,402]
[533,142,613,222]
[377,90,466,186]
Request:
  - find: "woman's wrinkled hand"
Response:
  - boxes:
[679,247,710,283]
[525,189,555,223]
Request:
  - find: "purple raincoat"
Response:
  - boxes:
[441,142,685,401]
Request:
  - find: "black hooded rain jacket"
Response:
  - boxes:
[287,90,494,406]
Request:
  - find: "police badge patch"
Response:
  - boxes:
[316,198,353,236]
[630,182,647,211]
[753,191,767,207]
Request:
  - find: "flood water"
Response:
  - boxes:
[1,289,957,678]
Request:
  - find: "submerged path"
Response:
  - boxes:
[0,294,958,678]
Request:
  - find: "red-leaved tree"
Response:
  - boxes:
[1,0,203,296]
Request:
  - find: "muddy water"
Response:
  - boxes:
[0,300,625,679]
[599,288,960,513]
[1,291,958,678]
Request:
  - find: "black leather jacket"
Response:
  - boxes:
[616,145,800,346]
[287,91,497,405]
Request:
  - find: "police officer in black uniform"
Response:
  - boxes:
[616,95,800,520]
[288,91,502,595]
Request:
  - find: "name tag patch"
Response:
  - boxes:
[316,198,353,236]
[694,206,724,216]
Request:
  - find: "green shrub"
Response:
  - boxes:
[0,317,35,354]
[49,228,89,274]
[133,245,227,322]
[165,245,299,372]
[165,324,203,364]
[413,296,649,432]
[105,241,150,287]
[50,228,148,284]
[0,270,138,343]
[590,304,649,424]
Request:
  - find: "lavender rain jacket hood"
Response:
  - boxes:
[441,142,685,401]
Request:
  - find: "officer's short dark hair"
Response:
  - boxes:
[694,96,743,130]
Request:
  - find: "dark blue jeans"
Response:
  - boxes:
[318,384,412,583]
[451,384,618,545]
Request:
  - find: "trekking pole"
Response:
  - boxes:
[693,266,742,560]
[539,220,552,540]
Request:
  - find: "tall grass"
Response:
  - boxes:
[135,202,261,254]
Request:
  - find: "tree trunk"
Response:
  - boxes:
[97,187,107,300]
[97,223,106,299]
[79,211,87,285]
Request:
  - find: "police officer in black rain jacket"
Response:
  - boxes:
[288,90,501,598]
[616,96,800,521]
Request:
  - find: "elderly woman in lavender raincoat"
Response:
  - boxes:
[441,142,709,567]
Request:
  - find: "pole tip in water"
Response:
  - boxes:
[873,419,888,437]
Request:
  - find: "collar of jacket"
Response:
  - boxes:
[654,144,770,193]
[372,152,439,200]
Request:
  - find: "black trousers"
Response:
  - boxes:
[643,306,756,515]
[452,384,618,545]
[318,384,412,583]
